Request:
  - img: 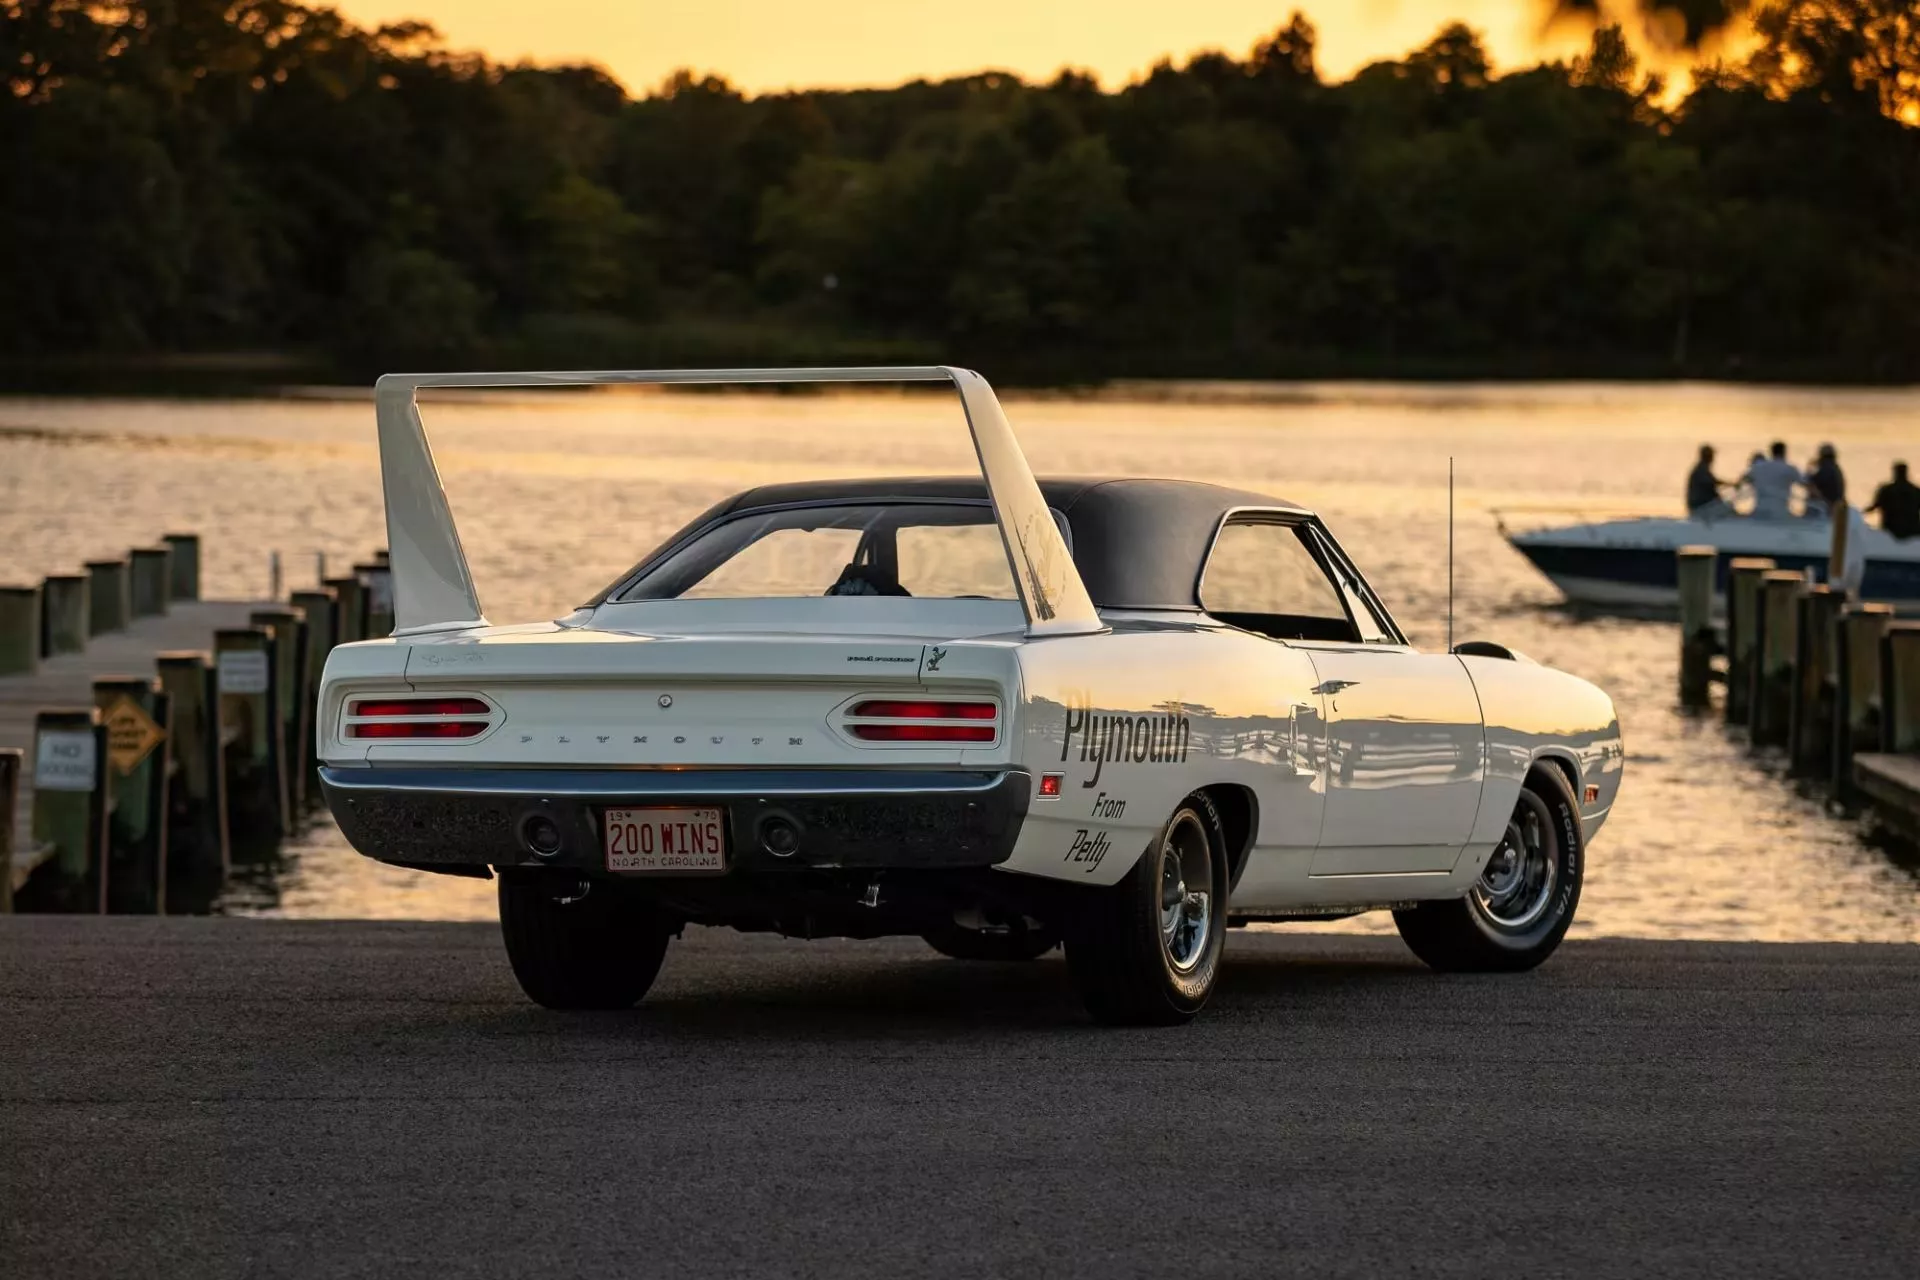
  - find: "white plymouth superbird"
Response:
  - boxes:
[317,367,1622,1025]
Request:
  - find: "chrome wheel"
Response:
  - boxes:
[1158,811,1214,972]
[1472,790,1559,933]
[1066,795,1228,1025]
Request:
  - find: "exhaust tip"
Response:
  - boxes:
[757,813,802,858]
[519,813,564,859]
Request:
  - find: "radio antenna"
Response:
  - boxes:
[1447,456,1455,652]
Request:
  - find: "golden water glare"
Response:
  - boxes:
[3,380,1917,940]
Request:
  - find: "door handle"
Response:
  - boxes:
[1311,680,1358,696]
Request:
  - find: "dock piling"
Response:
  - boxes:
[1877,624,1920,754]
[22,710,108,912]
[156,652,229,890]
[0,748,18,913]
[1677,546,1717,708]
[356,562,394,638]
[216,626,287,848]
[1789,586,1844,777]
[1750,571,1806,749]
[161,534,201,601]
[1834,604,1897,803]
[85,559,130,636]
[290,587,338,796]
[128,547,173,619]
[290,588,337,675]
[41,574,88,657]
[94,676,171,913]
[0,584,42,677]
[324,575,367,644]
[1724,558,1776,725]
[251,607,310,811]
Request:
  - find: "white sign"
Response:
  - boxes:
[218,649,270,695]
[35,730,97,792]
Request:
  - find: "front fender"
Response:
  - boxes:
[1456,656,1624,852]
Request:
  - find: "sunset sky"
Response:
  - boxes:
[328,1,1674,96]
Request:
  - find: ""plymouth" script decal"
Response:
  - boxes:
[1061,699,1191,787]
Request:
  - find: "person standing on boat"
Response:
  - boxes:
[1866,462,1920,539]
[1686,445,1733,518]
[1742,442,1805,519]
[1806,443,1845,515]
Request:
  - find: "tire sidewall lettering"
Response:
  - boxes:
[1473,780,1582,949]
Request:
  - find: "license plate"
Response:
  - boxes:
[603,807,727,873]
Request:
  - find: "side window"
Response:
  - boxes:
[1200,521,1360,643]
[1306,525,1395,644]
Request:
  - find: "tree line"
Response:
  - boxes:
[2,1,1916,384]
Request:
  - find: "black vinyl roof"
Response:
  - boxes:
[634,476,1309,612]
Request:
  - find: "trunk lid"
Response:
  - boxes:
[322,615,1021,770]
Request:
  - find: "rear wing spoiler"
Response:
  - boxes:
[372,366,1103,640]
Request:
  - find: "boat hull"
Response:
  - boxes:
[1506,516,1920,613]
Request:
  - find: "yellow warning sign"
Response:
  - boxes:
[102,696,165,776]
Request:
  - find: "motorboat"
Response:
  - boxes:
[1502,508,1920,613]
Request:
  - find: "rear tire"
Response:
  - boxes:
[498,872,675,1010]
[1065,793,1229,1026]
[1393,766,1584,973]
[922,921,1058,962]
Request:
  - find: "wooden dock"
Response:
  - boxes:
[1853,753,1920,842]
[2,530,390,912]
[1669,521,1920,849]
[1,601,266,891]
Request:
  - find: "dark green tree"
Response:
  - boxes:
[3,2,1917,382]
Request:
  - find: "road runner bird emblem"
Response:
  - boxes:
[926,645,948,672]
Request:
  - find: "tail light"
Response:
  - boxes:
[844,699,998,744]
[345,696,494,740]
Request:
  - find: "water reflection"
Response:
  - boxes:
[2,383,1918,939]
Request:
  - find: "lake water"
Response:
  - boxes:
[4,380,1918,940]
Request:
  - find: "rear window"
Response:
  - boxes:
[617,502,1066,601]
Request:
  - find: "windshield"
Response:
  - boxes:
[616,501,1069,602]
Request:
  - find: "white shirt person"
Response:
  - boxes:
[1742,445,1805,520]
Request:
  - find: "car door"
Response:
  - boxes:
[1198,515,1484,878]
[1296,644,1485,873]
[1188,516,1331,902]
[1293,523,1485,875]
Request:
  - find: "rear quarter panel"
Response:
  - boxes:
[1005,622,1323,887]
